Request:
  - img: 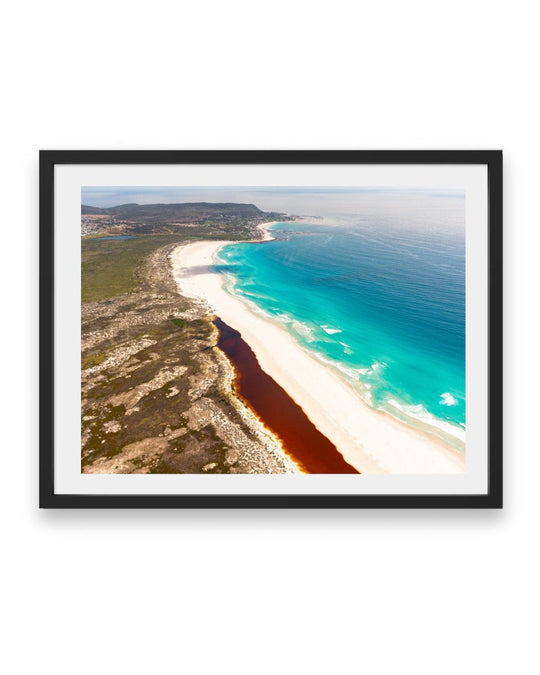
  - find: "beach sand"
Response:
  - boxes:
[170,235,466,474]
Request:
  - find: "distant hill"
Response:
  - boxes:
[81,204,109,215]
[81,202,265,222]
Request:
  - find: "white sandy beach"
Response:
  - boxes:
[170,233,465,474]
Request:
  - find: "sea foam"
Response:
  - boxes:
[321,325,342,335]
[440,392,458,406]
[387,399,465,443]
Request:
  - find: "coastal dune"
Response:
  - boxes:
[170,239,465,474]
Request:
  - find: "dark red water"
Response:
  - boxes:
[213,317,359,474]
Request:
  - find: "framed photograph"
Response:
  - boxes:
[40,150,502,508]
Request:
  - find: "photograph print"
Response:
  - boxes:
[41,152,502,507]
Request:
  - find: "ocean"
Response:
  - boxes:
[214,197,466,449]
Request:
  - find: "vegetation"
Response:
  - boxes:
[82,234,184,302]
[80,204,293,474]
[81,351,106,370]
[82,201,267,222]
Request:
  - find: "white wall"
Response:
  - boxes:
[2,1,536,673]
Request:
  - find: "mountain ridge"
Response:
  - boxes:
[82,202,265,221]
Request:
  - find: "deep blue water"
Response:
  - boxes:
[215,218,466,446]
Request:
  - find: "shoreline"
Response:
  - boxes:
[170,234,466,474]
[254,221,277,241]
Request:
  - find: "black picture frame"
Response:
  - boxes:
[40,150,502,508]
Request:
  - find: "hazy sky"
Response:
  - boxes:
[81,186,465,231]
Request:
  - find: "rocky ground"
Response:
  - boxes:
[81,242,298,474]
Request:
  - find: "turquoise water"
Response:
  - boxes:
[215,218,466,447]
